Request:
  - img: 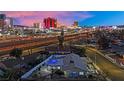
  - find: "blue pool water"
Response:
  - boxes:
[47,59,58,64]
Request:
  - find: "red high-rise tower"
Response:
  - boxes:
[43,17,57,29]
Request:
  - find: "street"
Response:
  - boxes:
[0,32,88,56]
[86,47,124,80]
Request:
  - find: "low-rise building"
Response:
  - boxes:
[21,53,88,80]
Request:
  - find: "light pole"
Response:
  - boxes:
[13,39,16,49]
[94,53,96,64]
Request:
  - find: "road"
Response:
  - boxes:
[86,47,124,80]
[0,32,89,56]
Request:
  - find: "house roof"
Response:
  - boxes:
[63,53,87,71]
[0,63,7,70]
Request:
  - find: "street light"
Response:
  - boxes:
[94,53,97,64]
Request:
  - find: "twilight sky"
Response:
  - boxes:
[1,11,124,26]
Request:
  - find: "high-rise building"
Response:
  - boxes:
[33,23,40,28]
[0,14,6,19]
[43,17,57,29]
[5,17,13,27]
[0,14,6,31]
[73,21,78,27]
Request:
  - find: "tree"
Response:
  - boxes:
[94,30,102,39]
[70,46,86,56]
[9,48,22,58]
[119,29,124,39]
[54,70,64,76]
[79,48,86,56]
[58,30,64,48]
[97,36,110,49]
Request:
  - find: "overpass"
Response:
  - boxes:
[0,32,92,56]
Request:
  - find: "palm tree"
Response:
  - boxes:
[9,48,22,58]
[9,48,23,80]
[58,30,64,48]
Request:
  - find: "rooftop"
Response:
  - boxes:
[21,53,88,80]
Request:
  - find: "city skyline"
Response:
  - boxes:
[1,11,124,26]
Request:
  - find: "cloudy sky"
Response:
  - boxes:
[1,11,124,26]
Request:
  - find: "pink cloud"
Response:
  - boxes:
[2,11,93,26]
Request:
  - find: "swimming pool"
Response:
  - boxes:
[47,59,58,65]
[45,55,65,66]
